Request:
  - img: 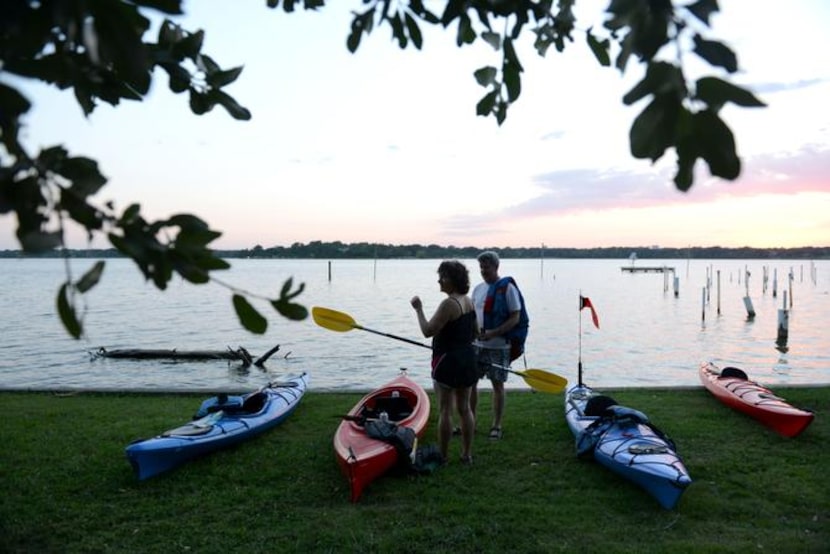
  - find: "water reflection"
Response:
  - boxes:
[1,257,828,391]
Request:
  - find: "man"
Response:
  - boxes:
[471,250,527,440]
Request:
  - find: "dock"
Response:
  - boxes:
[621,266,675,273]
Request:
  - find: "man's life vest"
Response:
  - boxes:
[482,276,529,361]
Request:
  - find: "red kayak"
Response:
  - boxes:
[334,371,431,502]
[699,362,814,438]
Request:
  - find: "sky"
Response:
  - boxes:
[5,0,830,250]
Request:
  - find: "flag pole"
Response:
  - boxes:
[578,292,583,387]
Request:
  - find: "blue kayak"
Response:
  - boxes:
[565,383,692,510]
[126,373,308,480]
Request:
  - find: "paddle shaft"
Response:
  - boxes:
[355,324,432,350]
[311,306,566,393]
[356,323,544,383]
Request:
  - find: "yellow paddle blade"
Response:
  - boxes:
[312,306,358,333]
[515,368,567,394]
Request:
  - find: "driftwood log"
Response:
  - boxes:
[92,344,283,368]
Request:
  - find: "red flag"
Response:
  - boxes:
[580,295,600,329]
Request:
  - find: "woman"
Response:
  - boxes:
[410,260,477,464]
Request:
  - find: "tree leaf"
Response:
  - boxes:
[686,0,720,26]
[629,95,681,161]
[57,283,83,339]
[503,37,523,72]
[173,260,210,284]
[0,83,32,117]
[60,157,108,197]
[586,29,610,67]
[622,61,684,105]
[404,13,423,49]
[76,261,106,293]
[457,15,476,46]
[674,109,700,192]
[474,66,498,87]
[476,90,499,116]
[189,90,210,115]
[279,277,305,301]
[158,19,185,49]
[693,110,740,180]
[166,213,208,230]
[673,154,696,191]
[347,11,374,53]
[696,77,766,112]
[134,0,183,16]
[503,63,521,103]
[389,13,407,49]
[197,54,220,74]
[173,30,204,60]
[19,229,62,252]
[61,193,104,232]
[212,90,252,120]
[206,66,244,89]
[494,99,507,125]
[481,31,501,50]
[270,298,308,321]
[693,35,738,73]
[160,62,191,93]
[233,294,268,334]
[502,39,523,102]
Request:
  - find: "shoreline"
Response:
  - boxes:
[4,383,828,395]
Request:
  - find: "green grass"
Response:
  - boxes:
[1,386,827,553]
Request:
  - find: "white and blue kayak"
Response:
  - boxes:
[565,383,692,510]
[126,373,308,480]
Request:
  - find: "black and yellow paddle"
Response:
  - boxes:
[312,306,567,394]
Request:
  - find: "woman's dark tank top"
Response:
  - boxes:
[432,298,476,355]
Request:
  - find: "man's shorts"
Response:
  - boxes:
[475,346,510,383]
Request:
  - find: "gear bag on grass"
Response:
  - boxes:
[364,419,443,474]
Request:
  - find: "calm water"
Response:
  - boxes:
[1,257,827,392]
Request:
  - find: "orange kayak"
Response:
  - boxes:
[699,362,814,438]
[333,371,430,502]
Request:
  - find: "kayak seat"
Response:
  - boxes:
[162,413,221,437]
[194,393,245,419]
[239,392,268,414]
[629,443,668,455]
[162,424,214,437]
[584,395,618,417]
[721,366,748,380]
[366,396,412,422]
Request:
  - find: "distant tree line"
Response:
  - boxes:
[2,242,828,260]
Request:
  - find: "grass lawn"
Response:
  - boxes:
[1,385,827,553]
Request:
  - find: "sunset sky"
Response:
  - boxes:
[4,0,829,251]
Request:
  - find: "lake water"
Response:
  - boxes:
[1,257,827,393]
